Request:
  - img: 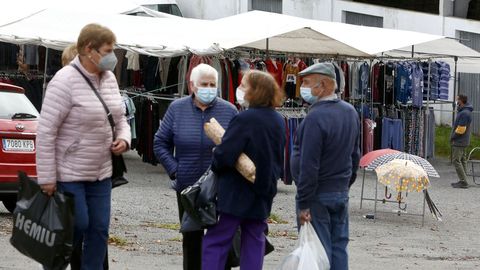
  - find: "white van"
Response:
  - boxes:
[133,0,183,17]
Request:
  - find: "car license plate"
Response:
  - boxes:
[2,139,35,152]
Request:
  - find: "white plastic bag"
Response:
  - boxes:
[277,222,330,270]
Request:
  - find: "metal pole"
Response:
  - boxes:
[452,56,458,128]
[360,168,366,209]
[425,60,431,159]
[451,56,458,163]
[180,54,188,98]
[42,47,49,103]
[374,175,378,222]
[411,45,414,58]
[266,38,270,59]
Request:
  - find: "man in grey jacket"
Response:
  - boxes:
[451,95,474,189]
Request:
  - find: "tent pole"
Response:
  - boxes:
[266,38,269,59]
[42,47,49,102]
[452,56,458,128]
[451,56,458,163]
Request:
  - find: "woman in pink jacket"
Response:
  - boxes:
[36,24,131,269]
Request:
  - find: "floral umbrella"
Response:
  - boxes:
[375,159,430,192]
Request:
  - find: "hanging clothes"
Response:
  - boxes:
[372,62,383,103]
[421,61,439,100]
[410,63,424,108]
[437,61,450,100]
[394,62,412,104]
[363,119,375,155]
[186,55,212,94]
[332,62,345,95]
[265,58,283,87]
[381,117,404,151]
[341,61,350,99]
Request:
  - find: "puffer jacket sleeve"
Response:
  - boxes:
[36,76,72,185]
[154,105,178,176]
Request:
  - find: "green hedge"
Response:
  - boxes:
[435,125,480,160]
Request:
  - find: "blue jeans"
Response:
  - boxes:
[57,179,112,270]
[297,191,349,270]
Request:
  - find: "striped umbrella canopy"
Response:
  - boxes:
[359,149,401,168]
[366,152,440,178]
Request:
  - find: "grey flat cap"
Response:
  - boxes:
[299,62,336,79]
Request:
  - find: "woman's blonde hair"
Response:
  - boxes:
[61,44,77,66]
[77,23,116,55]
[244,70,285,108]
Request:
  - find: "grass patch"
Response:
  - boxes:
[268,230,297,240]
[435,125,480,159]
[167,237,182,242]
[142,222,180,231]
[108,235,128,247]
[268,213,288,224]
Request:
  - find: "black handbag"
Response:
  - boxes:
[179,168,218,233]
[72,64,128,188]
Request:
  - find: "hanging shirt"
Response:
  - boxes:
[359,62,370,100]
[437,61,450,100]
[341,61,350,99]
[283,62,299,99]
[372,62,382,103]
[395,62,412,104]
[411,63,424,108]
[125,51,140,71]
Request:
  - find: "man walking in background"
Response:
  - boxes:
[451,94,474,189]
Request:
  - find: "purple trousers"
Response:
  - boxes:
[202,213,267,270]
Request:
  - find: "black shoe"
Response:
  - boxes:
[451,182,469,189]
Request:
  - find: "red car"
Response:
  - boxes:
[0,82,38,213]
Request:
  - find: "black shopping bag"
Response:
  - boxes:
[10,172,75,270]
[180,168,218,233]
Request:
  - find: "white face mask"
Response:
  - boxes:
[236,87,248,107]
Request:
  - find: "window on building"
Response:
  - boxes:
[344,11,383,27]
[352,0,439,15]
[250,0,282,14]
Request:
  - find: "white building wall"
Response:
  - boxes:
[176,0,248,19]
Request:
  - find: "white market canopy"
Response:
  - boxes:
[0,6,480,66]
[0,8,219,57]
[212,11,444,56]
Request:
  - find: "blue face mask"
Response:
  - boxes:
[300,87,318,104]
[196,87,217,104]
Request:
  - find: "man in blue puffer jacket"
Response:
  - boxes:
[154,64,237,270]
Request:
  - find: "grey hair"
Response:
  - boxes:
[190,63,218,86]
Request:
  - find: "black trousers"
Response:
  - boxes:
[176,192,204,270]
[176,192,232,270]
[70,237,109,270]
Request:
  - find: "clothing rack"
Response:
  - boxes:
[0,71,52,80]
[120,89,178,101]
[276,107,308,118]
